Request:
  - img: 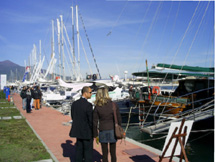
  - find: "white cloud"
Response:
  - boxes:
[79,16,146,30]
[0,10,48,24]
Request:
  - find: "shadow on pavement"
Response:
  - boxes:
[61,140,102,162]
[130,155,156,162]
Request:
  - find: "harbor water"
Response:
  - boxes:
[122,114,214,162]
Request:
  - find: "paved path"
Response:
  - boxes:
[12,93,175,162]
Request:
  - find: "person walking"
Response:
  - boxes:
[20,86,27,110]
[69,86,93,162]
[30,87,34,110]
[26,87,33,113]
[10,86,14,94]
[93,88,122,162]
[32,86,42,110]
[38,86,43,108]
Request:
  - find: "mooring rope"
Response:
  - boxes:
[137,129,214,143]
[189,132,213,143]
[124,106,134,133]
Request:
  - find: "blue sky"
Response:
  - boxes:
[0,0,214,79]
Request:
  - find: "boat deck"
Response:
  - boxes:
[12,93,177,162]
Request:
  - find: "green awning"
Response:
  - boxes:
[156,63,214,73]
[132,71,214,79]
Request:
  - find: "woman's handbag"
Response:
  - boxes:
[112,102,126,139]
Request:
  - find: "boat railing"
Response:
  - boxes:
[157,95,214,115]
[136,86,214,103]
[152,86,214,112]
[142,98,214,130]
[156,97,213,120]
[174,86,214,98]
[141,107,214,135]
[134,85,214,130]
[139,86,214,129]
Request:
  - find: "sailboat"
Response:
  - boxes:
[129,63,214,135]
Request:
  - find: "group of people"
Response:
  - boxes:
[69,86,122,162]
[20,85,42,113]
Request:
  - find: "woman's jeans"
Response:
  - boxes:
[22,98,26,110]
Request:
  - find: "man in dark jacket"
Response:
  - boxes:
[32,86,42,110]
[69,86,93,162]
[20,86,27,110]
[26,87,33,113]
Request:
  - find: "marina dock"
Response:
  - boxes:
[12,93,177,162]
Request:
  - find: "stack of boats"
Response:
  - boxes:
[6,62,214,137]
[39,77,130,114]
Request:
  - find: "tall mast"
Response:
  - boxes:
[24,60,27,80]
[145,59,150,88]
[57,18,61,77]
[24,60,26,71]
[51,20,55,79]
[60,15,66,80]
[39,40,41,63]
[33,44,37,66]
[71,6,76,79]
[76,5,80,76]
[29,53,31,80]
[51,20,55,56]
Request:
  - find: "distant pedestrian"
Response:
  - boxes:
[20,86,27,110]
[69,86,93,162]
[32,86,42,110]
[30,87,34,110]
[93,88,122,162]
[26,87,33,113]
[11,86,14,94]
[38,86,43,108]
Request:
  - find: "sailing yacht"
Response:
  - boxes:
[130,64,214,135]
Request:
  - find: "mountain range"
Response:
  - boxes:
[0,60,67,82]
[0,60,25,82]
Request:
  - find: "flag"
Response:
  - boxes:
[26,66,30,72]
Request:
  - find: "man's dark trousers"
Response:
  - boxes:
[75,138,93,162]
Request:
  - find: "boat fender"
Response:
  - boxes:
[152,86,161,95]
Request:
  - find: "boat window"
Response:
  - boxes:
[66,88,72,91]
[41,87,47,91]
[60,91,65,96]
[71,93,77,97]
[209,80,214,88]
[50,87,56,91]
[108,86,116,91]
[141,87,151,93]
[194,82,205,91]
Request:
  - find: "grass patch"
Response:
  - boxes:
[0,101,52,162]
[0,104,15,107]
[0,108,21,116]
[0,98,8,102]
[0,90,6,99]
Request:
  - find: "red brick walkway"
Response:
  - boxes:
[12,93,173,162]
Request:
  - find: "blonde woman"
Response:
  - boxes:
[93,88,122,162]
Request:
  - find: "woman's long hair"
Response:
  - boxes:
[94,88,111,106]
